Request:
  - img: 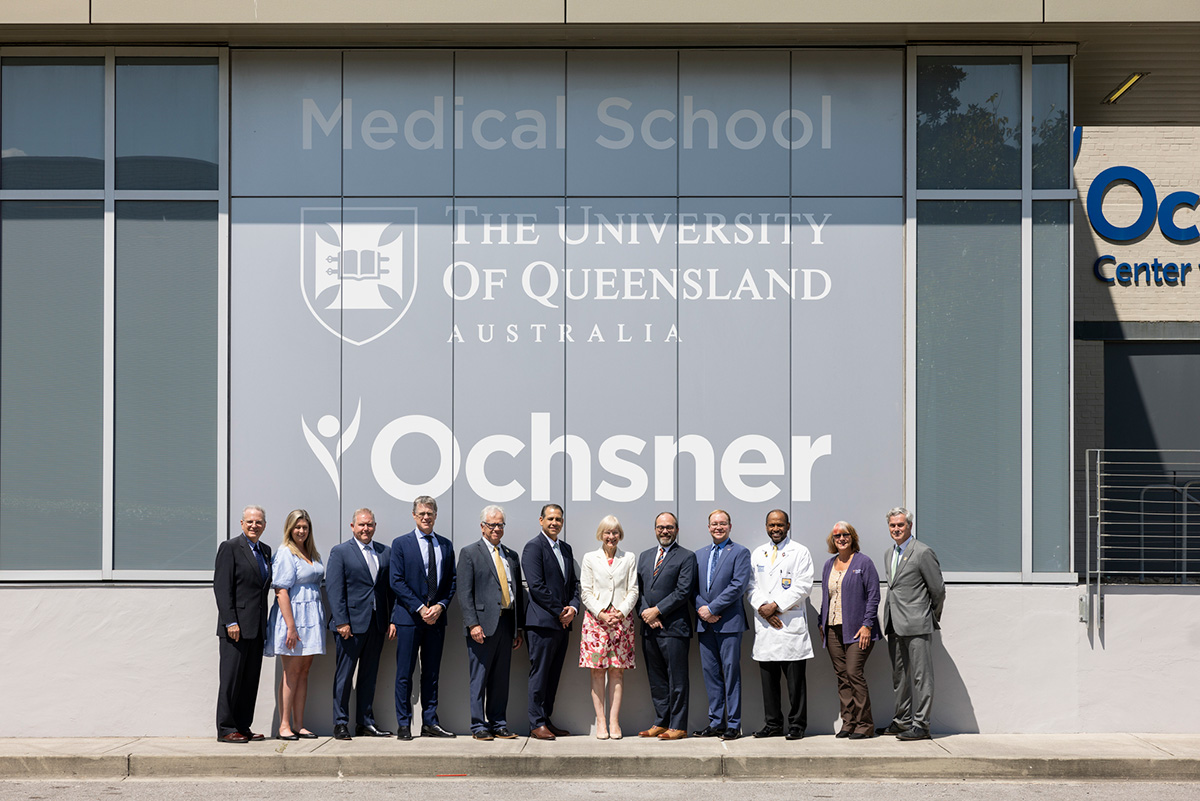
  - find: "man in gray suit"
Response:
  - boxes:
[879,506,945,741]
[458,505,524,741]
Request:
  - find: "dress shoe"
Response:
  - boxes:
[639,725,668,738]
[848,731,875,740]
[530,725,556,740]
[785,728,805,741]
[753,725,783,738]
[422,723,457,738]
[218,732,248,743]
[721,728,742,741]
[877,723,908,736]
[836,729,851,739]
[546,722,570,737]
[356,724,393,737]
[396,726,413,741]
[472,730,495,741]
[492,727,519,739]
[691,725,724,738]
[278,731,300,741]
[297,731,318,739]
[333,724,352,741]
[896,726,931,741]
[658,729,688,740]
[247,732,265,741]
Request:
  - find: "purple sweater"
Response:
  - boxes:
[818,551,883,646]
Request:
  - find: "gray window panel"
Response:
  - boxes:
[116,58,219,190]
[0,201,104,569]
[1,58,104,190]
[916,201,1021,572]
[114,202,218,570]
[1032,57,1071,191]
[1033,201,1070,572]
[917,57,1021,191]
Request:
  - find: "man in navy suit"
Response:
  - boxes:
[213,505,272,743]
[390,495,457,740]
[635,512,696,740]
[693,508,752,740]
[521,503,581,740]
[458,505,524,741]
[327,507,396,740]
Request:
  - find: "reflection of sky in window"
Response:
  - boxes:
[1,60,104,159]
[1032,59,1068,145]
[116,60,218,161]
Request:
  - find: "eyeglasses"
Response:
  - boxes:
[655,525,676,532]
[483,522,505,531]
[833,533,852,540]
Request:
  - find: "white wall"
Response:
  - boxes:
[0,582,1194,736]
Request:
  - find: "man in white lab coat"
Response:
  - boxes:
[747,509,815,741]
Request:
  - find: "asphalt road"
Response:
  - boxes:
[1,779,1196,801]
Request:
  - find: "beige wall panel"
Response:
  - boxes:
[567,0,1041,24]
[1047,1,1200,23]
[93,0,562,24]
[0,0,88,23]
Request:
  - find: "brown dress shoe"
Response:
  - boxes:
[658,729,688,740]
[546,723,570,737]
[530,725,557,740]
[639,725,668,738]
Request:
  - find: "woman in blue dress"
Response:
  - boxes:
[266,509,326,740]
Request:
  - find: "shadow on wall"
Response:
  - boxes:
[928,631,978,734]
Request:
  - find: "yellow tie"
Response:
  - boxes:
[770,544,778,566]
[494,546,511,609]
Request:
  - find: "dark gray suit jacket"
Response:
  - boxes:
[459,538,524,637]
[636,543,696,638]
[881,537,946,637]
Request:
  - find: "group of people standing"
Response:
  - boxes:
[213,501,945,744]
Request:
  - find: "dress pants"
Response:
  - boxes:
[332,624,385,727]
[641,631,690,731]
[697,630,743,730]
[886,628,933,730]
[758,659,807,733]
[526,625,569,730]
[826,624,874,735]
[466,611,516,733]
[216,635,263,737]
[395,622,446,727]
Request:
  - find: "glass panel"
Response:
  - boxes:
[1033,201,1070,571]
[917,200,1021,571]
[1,58,104,189]
[916,57,1021,190]
[116,58,219,190]
[1,202,104,569]
[114,201,218,570]
[1033,57,1070,190]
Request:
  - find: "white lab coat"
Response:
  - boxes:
[747,537,815,662]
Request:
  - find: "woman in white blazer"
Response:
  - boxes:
[579,515,639,739]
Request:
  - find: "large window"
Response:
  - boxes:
[0,51,226,580]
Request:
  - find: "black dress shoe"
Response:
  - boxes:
[422,723,457,738]
[472,730,494,741]
[356,724,393,737]
[721,728,742,741]
[848,731,875,740]
[877,723,908,736]
[753,726,783,738]
[492,727,519,739]
[896,726,931,741]
[333,724,352,740]
[785,728,805,741]
[396,725,412,741]
[836,729,851,739]
[691,725,724,738]
[278,731,300,741]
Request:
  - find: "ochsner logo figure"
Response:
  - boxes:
[301,400,362,497]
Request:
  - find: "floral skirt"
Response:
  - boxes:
[578,608,636,669]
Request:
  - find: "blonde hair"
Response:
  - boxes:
[595,515,624,541]
[826,520,860,555]
[282,509,320,562]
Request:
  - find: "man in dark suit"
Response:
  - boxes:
[458,504,524,741]
[521,503,581,740]
[879,506,945,741]
[693,508,752,741]
[390,494,456,740]
[214,505,272,743]
[327,507,396,740]
[635,511,696,741]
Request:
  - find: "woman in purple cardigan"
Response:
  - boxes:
[818,521,882,739]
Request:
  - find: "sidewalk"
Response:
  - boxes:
[1,733,1198,781]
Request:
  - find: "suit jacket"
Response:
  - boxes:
[694,540,751,634]
[521,533,582,630]
[214,534,272,639]
[458,538,524,637]
[389,529,456,628]
[881,537,945,637]
[636,543,696,638]
[580,548,638,618]
[327,538,393,635]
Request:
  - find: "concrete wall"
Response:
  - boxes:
[1,582,1195,736]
